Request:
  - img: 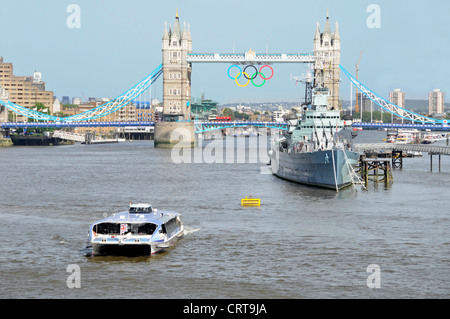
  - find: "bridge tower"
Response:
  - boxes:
[155,11,196,148]
[313,11,341,110]
[161,10,192,121]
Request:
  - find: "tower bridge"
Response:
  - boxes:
[1,10,448,145]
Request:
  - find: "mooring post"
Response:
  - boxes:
[384,161,390,183]
[387,160,392,184]
[374,162,379,183]
[439,154,441,172]
[363,160,368,185]
[430,154,433,172]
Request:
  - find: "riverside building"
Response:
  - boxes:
[389,89,406,108]
[0,57,53,121]
[428,89,445,116]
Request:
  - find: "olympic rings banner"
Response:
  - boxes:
[227,64,274,87]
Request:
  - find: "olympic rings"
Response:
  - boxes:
[227,65,242,80]
[251,72,265,87]
[235,72,250,87]
[243,65,258,80]
[259,65,274,80]
[227,64,274,87]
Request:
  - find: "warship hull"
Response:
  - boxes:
[271,148,360,190]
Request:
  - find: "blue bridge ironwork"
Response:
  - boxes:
[0,121,155,129]
[0,120,288,133]
[0,61,447,131]
[3,120,448,133]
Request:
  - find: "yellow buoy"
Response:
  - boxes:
[241,196,260,207]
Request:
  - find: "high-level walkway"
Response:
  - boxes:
[186,52,315,64]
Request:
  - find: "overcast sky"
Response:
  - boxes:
[0,0,448,105]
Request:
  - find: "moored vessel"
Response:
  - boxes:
[270,87,361,191]
[10,132,66,146]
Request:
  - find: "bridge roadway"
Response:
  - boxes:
[353,122,450,131]
[354,143,450,156]
[3,121,449,130]
[2,120,450,136]
[0,120,288,133]
[0,121,155,129]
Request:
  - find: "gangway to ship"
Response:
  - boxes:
[52,130,86,142]
[343,149,366,190]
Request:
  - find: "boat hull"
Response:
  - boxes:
[91,243,152,256]
[271,148,360,190]
[10,134,65,146]
[90,230,184,256]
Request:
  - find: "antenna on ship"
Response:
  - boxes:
[290,64,315,107]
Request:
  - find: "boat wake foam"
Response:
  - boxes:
[184,226,200,235]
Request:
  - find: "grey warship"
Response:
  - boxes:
[270,86,360,191]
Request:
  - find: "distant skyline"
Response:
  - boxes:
[1,0,449,106]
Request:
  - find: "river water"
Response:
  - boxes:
[0,130,449,299]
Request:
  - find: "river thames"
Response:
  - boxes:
[0,130,449,299]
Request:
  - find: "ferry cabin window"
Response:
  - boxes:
[129,206,152,214]
[129,223,157,235]
[94,223,156,235]
[160,218,181,236]
[96,223,120,234]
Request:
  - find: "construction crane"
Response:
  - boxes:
[355,50,363,113]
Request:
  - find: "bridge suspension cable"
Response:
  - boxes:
[0,64,162,122]
[339,65,443,124]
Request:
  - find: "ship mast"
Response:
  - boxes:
[290,64,315,107]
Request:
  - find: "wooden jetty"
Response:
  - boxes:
[357,155,393,186]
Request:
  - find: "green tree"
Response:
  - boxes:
[234,111,249,120]
[222,107,235,120]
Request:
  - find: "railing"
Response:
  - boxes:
[354,143,450,155]
[353,122,449,131]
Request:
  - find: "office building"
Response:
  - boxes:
[0,57,53,121]
[428,89,445,115]
[389,89,405,108]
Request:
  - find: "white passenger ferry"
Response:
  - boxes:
[87,203,184,256]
